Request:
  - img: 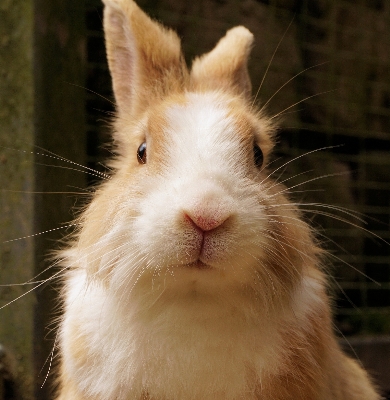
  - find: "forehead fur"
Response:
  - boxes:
[145,92,275,163]
[111,91,275,177]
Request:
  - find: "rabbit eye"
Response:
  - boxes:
[137,142,147,164]
[254,144,263,168]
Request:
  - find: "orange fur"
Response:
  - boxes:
[191,26,254,98]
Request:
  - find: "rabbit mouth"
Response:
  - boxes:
[183,260,212,270]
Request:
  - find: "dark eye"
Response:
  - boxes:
[253,144,263,168]
[137,142,147,164]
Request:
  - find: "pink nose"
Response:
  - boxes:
[185,208,230,232]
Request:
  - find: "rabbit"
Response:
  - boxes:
[55,0,381,399]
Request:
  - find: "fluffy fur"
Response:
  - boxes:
[55,1,381,399]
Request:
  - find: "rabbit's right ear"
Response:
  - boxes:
[190,27,254,99]
[102,0,188,117]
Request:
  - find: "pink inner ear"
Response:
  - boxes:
[103,4,138,114]
[103,1,187,118]
[111,48,136,112]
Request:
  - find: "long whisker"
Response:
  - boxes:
[40,330,59,388]
[267,169,315,190]
[270,171,351,198]
[298,209,389,246]
[68,83,116,106]
[270,89,337,120]
[35,162,108,181]
[0,266,69,310]
[328,275,361,311]
[251,16,296,109]
[259,62,329,112]
[332,322,365,369]
[263,204,385,285]
[3,223,80,243]
[0,252,69,287]
[34,145,111,179]
[267,202,366,223]
[326,251,380,286]
[1,190,87,195]
[1,144,111,180]
[260,145,342,185]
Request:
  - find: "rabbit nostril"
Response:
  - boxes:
[184,210,230,232]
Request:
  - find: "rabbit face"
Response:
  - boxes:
[76,89,308,315]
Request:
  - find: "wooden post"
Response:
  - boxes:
[0,0,85,398]
[0,0,35,398]
[33,0,86,398]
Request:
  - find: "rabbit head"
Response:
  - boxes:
[71,0,320,314]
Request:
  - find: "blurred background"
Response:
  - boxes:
[1,0,389,398]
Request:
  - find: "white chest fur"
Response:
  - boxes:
[60,267,320,400]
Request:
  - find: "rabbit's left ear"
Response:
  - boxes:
[190,27,254,99]
[103,0,188,116]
